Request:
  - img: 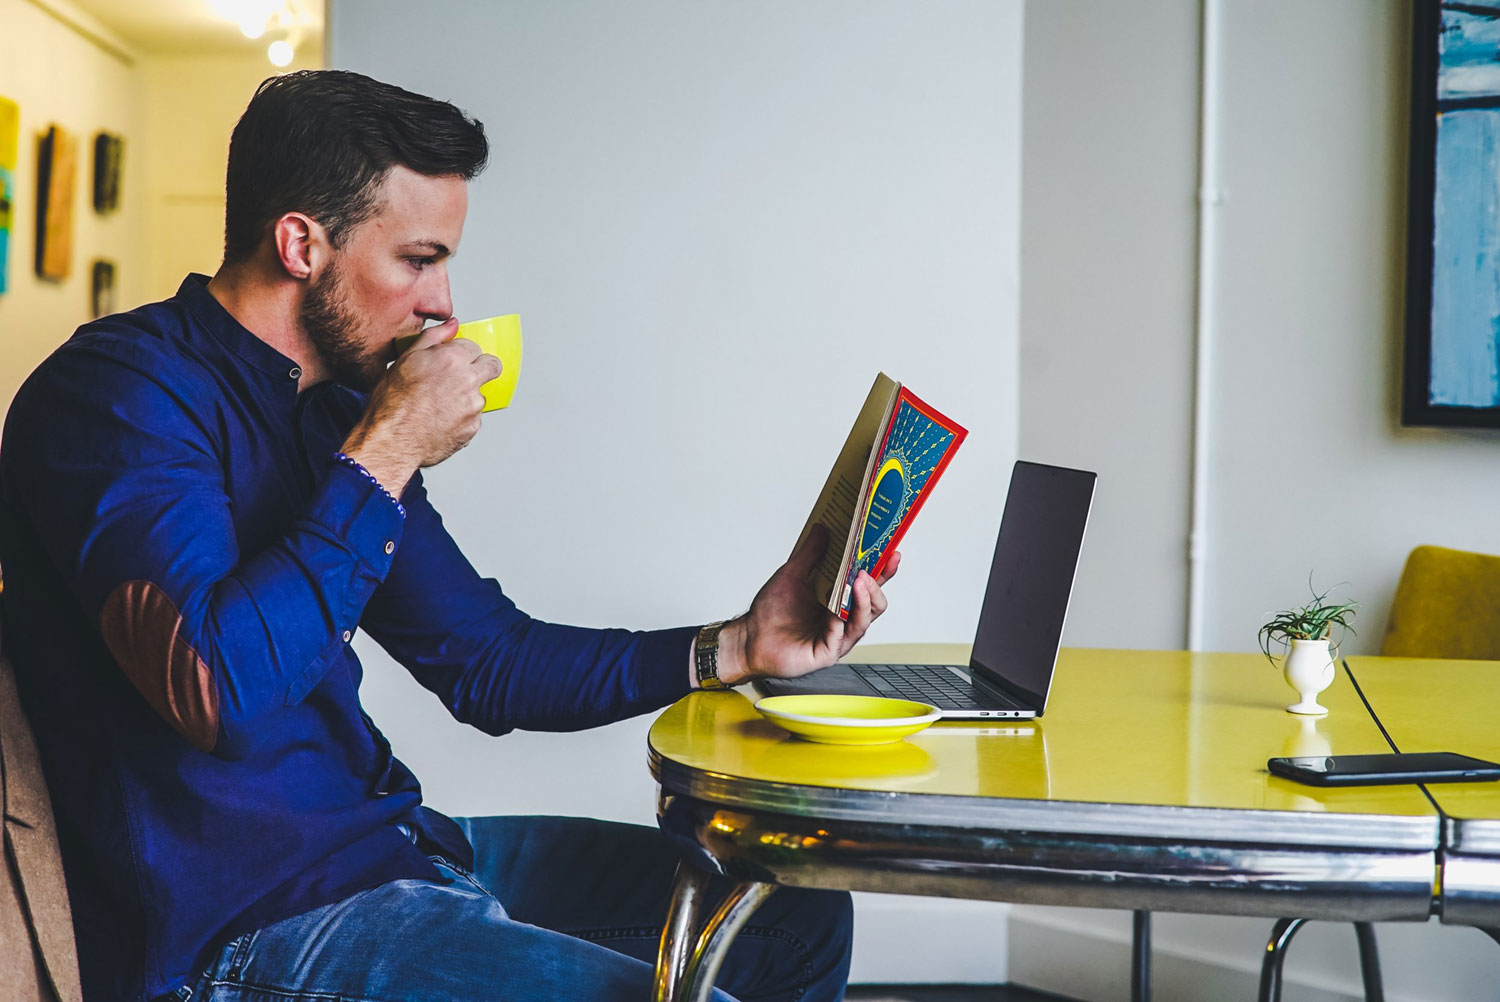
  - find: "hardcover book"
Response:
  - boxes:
[796,373,967,620]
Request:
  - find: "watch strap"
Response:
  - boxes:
[694,620,729,690]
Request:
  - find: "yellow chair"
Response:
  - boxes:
[1260,545,1500,1002]
[1382,545,1500,660]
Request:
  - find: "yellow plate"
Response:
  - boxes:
[753,694,941,745]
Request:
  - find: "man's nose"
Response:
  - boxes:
[418,267,453,321]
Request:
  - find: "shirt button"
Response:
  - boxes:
[384,540,395,555]
[341,630,352,643]
[289,366,302,379]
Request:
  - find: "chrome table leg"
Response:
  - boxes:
[1257,917,1307,1002]
[1353,922,1384,1002]
[1131,910,1151,1002]
[654,863,712,1002]
[683,881,778,1002]
[653,863,777,1002]
[1259,918,1383,1002]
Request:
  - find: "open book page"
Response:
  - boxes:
[837,386,967,618]
[794,373,900,613]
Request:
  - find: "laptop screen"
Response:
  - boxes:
[968,461,1096,713]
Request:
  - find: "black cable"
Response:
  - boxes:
[1343,658,1444,816]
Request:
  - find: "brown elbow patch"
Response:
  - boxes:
[99,580,218,752]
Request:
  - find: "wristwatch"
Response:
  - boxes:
[694,620,729,690]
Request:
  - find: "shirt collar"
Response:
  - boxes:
[175,273,303,382]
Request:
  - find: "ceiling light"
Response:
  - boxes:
[208,1,279,40]
[268,39,294,67]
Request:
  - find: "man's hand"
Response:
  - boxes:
[339,318,502,495]
[712,525,900,686]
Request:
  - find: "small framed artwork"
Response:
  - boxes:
[0,96,18,295]
[35,124,77,282]
[93,132,123,213]
[91,259,116,319]
[0,167,12,295]
[1405,1,1500,427]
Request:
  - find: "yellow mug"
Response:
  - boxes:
[454,315,522,412]
[396,314,523,411]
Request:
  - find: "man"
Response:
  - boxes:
[0,71,897,1002]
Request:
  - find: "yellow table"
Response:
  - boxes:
[648,646,1441,1001]
[1345,655,1500,929]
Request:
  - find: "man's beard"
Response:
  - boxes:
[299,263,386,392]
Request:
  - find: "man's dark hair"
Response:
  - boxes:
[223,70,488,263]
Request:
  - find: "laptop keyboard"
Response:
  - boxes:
[850,663,1022,710]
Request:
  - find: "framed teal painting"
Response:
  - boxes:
[1406,1,1500,426]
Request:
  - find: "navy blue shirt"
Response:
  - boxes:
[0,275,697,1001]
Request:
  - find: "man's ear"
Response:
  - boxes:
[272,212,323,281]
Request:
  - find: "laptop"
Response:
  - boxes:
[757,460,1096,719]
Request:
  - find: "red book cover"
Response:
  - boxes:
[838,386,967,618]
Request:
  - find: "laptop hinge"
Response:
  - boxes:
[966,662,1039,711]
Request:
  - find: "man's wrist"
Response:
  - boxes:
[691,617,751,689]
[706,617,750,687]
[332,452,408,518]
[339,427,417,498]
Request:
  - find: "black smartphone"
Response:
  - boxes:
[1267,752,1500,787]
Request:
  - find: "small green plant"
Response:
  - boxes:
[1258,580,1359,666]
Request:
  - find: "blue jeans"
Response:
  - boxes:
[184,815,853,1002]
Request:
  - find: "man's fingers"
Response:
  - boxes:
[842,571,877,648]
[841,571,890,656]
[447,336,482,361]
[415,316,459,347]
[391,319,457,361]
[475,353,502,382]
[867,576,889,619]
[876,550,901,586]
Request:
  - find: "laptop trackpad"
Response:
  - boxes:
[758,664,874,698]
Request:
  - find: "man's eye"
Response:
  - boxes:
[407,257,434,271]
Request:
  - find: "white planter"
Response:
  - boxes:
[1281,638,1335,715]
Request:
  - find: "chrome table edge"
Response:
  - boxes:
[1439,818,1500,926]
[649,749,1439,851]
[1444,816,1500,856]
[1439,852,1500,926]
[656,791,1438,923]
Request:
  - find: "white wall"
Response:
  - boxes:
[140,50,319,303]
[1202,0,1500,655]
[1018,2,1500,999]
[1024,1,1500,657]
[1019,0,1201,651]
[0,0,144,409]
[332,0,1023,983]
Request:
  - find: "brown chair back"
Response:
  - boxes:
[0,626,83,1002]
